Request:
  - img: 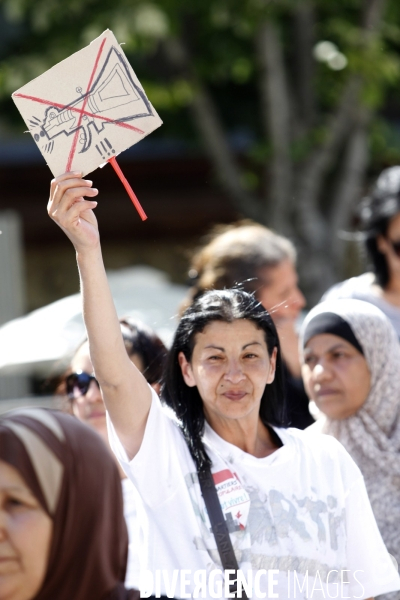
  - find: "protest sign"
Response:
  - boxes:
[12,29,163,220]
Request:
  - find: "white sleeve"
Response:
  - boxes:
[320,281,344,302]
[345,475,400,599]
[107,386,186,508]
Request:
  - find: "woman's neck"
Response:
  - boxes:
[207,415,280,458]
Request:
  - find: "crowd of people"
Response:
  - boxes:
[1,166,400,599]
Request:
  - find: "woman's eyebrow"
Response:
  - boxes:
[327,342,350,352]
[243,342,262,349]
[1,485,30,495]
[203,342,262,351]
[305,342,350,355]
[204,344,224,351]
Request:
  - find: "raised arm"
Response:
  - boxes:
[48,172,151,458]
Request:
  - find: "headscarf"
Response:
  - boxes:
[0,407,140,600]
[300,299,400,568]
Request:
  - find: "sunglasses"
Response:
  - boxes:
[389,238,400,257]
[66,371,99,399]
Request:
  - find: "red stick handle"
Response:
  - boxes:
[108,156,148,221]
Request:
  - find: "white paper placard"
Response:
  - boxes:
[12,30,162,177]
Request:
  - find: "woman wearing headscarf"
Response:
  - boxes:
[0,407,168,600]
[300,299,400,585]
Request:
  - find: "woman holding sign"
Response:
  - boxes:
[47,172,400,600]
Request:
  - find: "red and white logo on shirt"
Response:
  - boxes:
[213,469,250,531]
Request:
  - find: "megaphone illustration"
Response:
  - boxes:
[40,47,153,152]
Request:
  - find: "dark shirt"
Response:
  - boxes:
[282,361,314,429]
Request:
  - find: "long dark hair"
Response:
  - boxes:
[119,317,167,385]
[359,166,400,288]
[162,288,288,471]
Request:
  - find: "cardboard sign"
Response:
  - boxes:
[12,29,162,178]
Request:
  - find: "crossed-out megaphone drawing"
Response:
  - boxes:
[40,46,153,153]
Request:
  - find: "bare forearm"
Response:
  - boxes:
[76,244,151,452]
[48,173,151,457]
[77,244,127,387]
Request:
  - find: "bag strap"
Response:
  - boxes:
[198,467,248,599]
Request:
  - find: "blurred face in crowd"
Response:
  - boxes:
[0,460,52,600]
[257,259,306,325]
[377,212,400,281]
[69,341,159,438]
[179,319,276,432]
[302,334,371,420]
[70,342,108,439]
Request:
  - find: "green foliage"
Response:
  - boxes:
[241,169,260,191]
[1,0,400,173]
[369,118,400,167]
[247,141,272,165]
[142,79,194,110]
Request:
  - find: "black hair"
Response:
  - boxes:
[119,317,167,385]
[359,166,400,288]
[162,288,288,471]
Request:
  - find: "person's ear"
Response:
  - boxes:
[178,352,197,387]
[377,234,389,255]
[267,347,277,384]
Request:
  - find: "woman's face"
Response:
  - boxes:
[302,333,371,420]
[70,342,108,438]
[257,259,306,324]
[70,342,153,437]
[178,319,276,430]
[0,460,52,600]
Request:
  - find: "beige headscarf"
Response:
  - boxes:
[0,408,140,600]
[300,299,400,575]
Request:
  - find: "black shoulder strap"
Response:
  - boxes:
[198,467,248,599]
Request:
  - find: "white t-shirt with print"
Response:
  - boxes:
[122,476,143,588]
[108,388,400,600]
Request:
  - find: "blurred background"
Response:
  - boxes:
[1,0,400,405]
